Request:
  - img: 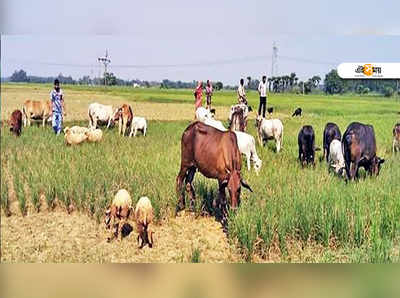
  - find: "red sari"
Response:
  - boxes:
[194,83,203,110]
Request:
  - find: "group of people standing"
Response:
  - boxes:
[193,75,269,118]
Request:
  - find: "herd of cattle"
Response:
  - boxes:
[176,103,399,218]
[6,98,400,245]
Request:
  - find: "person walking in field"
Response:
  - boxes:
[258,75,268,118]
[237,78,247,105]
[205,80,213,110]
[50,79,66,135]
[194,80,203,111]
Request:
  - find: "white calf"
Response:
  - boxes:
[129,117,147,137]
[234,131,262,174]
[328,139,345,175]
[255,116,283,152]
[88,102,114,129]
[195,107,213,122]
[204,118,227,131]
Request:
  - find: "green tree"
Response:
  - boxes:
[215,81,223,90]
[324,69,345,94]
[10,69,29,82]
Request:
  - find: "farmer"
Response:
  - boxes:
[50,79,66,135]
[205,80,213,110]
[257,75,268,117]
[194,80,203,111]
[237,78,247,105]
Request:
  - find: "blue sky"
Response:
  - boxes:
[1,0,399,84]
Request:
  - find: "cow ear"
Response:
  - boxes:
[379,158,385,164]
[241,179,253,192]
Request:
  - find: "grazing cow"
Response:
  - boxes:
[328,139,346,176]
[88,103,114,129]
[342,122,385,180]
[22,100,52,127]
[292,107,302,117]
[393,123,400,153]
[204,118,227,131]
[195,107,213,122]
[176,122,252,216]
[298,125,317,167]
[234,131,262,174]
[64,128,88,146]
[113,104,133,136]
[267,107,274,115]
[255,116,283,152]
[229,104,249,132]
[323,122,342,162]
[129,117,147,137]
[9,110,23,136]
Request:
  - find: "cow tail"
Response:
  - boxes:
[88,109,93,127]
[129,105,133,118]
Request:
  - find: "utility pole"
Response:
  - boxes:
[98,49,111,86]
[271,42,278,77]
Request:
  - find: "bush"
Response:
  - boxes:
[362,87,370,94]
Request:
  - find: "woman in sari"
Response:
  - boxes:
[194,80,203,111]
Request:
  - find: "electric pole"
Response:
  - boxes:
[98,50,111,86]
[271,42,278,77]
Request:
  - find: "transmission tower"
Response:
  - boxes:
[98,49,111,86]
[271,42,278,77]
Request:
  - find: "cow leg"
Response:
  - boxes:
[350,160,359,181]
[217,181,228,219]
[185,167,196,212]
[134,128,137,137]
[246,153,251,171]
[143,126,146,136]
[276,137,281,153]
[176,166,189,213]
[122,118,127,136]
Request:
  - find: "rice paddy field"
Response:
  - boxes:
[1,83,400,263]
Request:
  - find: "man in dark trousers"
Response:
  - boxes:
[257,75,267,117]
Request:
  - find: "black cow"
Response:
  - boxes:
[342,122,385,180]
[323,122,341,162]
[298,125,317,167]
[292,107,302,117]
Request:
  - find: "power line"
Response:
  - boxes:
[6,55,339,70]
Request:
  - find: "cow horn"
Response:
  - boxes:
[226,169,231,174]
[241,179,253,192]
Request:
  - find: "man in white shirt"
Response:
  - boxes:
[237,78,247,105]
[258,75,267,117]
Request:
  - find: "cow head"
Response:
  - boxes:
[254,159,262,175]
[255,115,263,129]
[113,108,122,122]
[371,156,385,176]
[222,170,253,209]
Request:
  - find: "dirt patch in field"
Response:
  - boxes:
[1,210,241,263]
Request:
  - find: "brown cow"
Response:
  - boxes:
[176,121,252,217]
[9,110,23,136]
[22,100,52,127]
[393,123,400,153]
[113,104,133,136]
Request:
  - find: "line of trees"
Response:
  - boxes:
[324,69,400,97]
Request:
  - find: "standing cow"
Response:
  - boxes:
[255,116,283,152]
[298,125,317,167]
[323,122,342,162]
[176,122,252,217]
[393,123,400,153]
[22,100,52,127]
[88,103,114,129]
[228,104,250,132]
[342,122,385,180]
[113,104,133,136]
[9,110,23,136]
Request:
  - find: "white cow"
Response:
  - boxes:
[129,117,147,137]
[195,107,213,122]
[234,131,262,174]
[88,103,114,129]
[204,118,227,131]
[329,139,345,176]
[255,116,283,152]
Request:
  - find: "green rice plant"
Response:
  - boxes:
[190,247,201,263]
[13,174,26,216]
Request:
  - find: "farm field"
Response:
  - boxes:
[1,83,400,263]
